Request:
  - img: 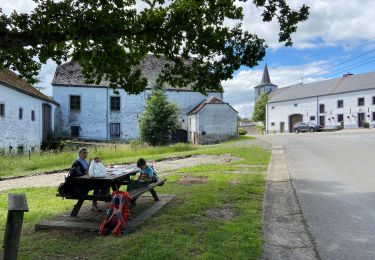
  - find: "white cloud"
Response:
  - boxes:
[238,0,375,49]
[3,0,375,117]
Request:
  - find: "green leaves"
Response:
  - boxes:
[0,0,309,93]
[139,88,180,146]
[252,93,268,124]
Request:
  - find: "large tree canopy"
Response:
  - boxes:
[0,0,309,94]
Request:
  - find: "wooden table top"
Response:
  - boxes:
[72,167,139,183]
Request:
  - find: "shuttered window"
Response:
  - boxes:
[110,123,121,138]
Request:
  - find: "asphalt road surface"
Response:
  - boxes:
[264,130,375,260]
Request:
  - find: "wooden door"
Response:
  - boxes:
[358,113,365,127]
[319,116,325,128]
[280,122,285,133]
[42,104,52,141]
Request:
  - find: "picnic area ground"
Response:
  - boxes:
[0,136,271,259]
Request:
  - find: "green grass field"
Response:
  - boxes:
[0,136,255,178]
[0,136,270,259]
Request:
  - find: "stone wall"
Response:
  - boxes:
[0,83,56,154]
[52,85,222,141]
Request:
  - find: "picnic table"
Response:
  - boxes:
[57,166,166,217]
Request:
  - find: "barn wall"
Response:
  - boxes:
[0,83,56,154]
[195,104,238,144]
[266,97,317,134]
[266,88,375,133]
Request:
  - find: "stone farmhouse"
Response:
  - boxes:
[187,96,238,144]
[52,55,238,144]
[265,71,375,133]
[0,69,57,154]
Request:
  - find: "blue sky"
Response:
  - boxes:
[2,0,375,117]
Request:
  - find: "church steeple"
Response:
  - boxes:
[254,64,278,101]
[260,64,272,85]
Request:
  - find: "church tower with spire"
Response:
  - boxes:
[254,64,278,101]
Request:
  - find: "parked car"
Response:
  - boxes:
[293,122,320,133]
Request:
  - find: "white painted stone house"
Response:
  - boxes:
[52,55,236,143]
[0,69,57,154]
[266,72,375,133]
[187,96,238,144]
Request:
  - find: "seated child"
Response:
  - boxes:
[127,158,154,192]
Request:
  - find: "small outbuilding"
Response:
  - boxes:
[187,96,238,144]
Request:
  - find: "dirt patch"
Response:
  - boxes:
[177,176,208,186]
[153,154,239,173]
[204,204,235,220]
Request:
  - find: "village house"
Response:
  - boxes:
[52,54,237,143]
[187,96,238,144]
[265,71,375,133]
[0,69,57,154]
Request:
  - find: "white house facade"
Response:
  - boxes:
[52,55,228,142]
[266,72,375,133]
[0,69,57,154]
[187,96,238,144]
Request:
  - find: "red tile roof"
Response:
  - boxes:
[0,69,56,103]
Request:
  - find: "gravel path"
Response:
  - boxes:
[0,154,238,192]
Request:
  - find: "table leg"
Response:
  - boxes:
[111,184,119,191]
[70,199,84,217]
[150,189,159,201]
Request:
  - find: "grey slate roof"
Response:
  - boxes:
[256,64,276,88]
[52,54,221,92]
[268,71,375,103]
[187,96,238,115]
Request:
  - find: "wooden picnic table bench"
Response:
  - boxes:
[56,167,166,217]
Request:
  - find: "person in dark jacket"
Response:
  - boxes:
[69,147,89,177]
[69,147,108,212]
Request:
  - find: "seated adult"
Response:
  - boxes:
[69,147,109,212]
[69,147,89,177]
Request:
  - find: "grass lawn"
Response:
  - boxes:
[0,137,270,259]
[0,136,255,179]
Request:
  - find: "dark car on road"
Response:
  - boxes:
[293,122,320,133]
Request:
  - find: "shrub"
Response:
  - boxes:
[238,128,248,135]
[364,122,370,128]
[139,88,180,146]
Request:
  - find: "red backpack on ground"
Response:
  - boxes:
[99,191,131,236]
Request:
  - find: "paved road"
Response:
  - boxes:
[264,130,375,260]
